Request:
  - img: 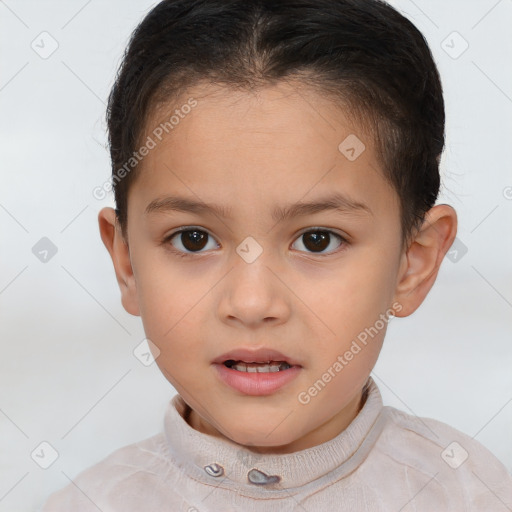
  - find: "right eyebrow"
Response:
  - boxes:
[145,195,232,218]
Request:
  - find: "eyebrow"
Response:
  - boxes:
[144,192,372,222]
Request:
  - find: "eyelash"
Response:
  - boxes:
[162,226,349,259]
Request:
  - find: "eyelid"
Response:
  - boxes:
[166,225,216,238]
[163,226,220,256]
[291,227,348,256]
[295,226,348,239]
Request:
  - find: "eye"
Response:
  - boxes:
[166,228,219,255]
[291,229,346,255]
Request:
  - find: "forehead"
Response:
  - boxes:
[129,81,398,221]
[146,81,368,155]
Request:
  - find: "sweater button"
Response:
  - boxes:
[247,468,281,485]
[204,463,224,477]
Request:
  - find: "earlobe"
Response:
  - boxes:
[393,204,457,317]
[98,207,140,316]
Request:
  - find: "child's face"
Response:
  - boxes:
[112,82,408,452]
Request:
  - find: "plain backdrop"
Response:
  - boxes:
[0,1,511,510]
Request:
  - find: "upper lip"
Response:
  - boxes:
[213,348,302,367]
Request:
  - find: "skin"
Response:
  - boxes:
[98,81,457,454]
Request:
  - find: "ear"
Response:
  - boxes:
[393,204,457,317]
[98,207,140,316]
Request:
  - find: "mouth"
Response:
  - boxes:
[213,349,302,396]
[213,348,302,371]
[223,360,293,373]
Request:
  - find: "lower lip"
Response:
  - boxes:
[213,363,302,396]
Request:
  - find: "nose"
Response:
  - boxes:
[217,253,291,329]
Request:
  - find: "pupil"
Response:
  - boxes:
[182,230,207,251]
[303,231,329,252]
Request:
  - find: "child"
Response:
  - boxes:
[42,0,512,510]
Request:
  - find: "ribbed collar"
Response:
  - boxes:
[163,376,384,494]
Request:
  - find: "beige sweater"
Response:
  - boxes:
[41,377,512,511]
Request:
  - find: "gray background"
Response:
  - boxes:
[0,0,511,510]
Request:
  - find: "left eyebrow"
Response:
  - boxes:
[144,192,372,221]
[271,192,373,223]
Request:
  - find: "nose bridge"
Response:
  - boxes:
[217,241,289,327]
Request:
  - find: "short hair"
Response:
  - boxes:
[106,0,444,244]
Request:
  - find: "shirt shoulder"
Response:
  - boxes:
[370,405,512,510]
[40,433,182,511]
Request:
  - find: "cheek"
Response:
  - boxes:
[132,260,199,353]
[134,248,199,319]
[307,249,398,359]
[323,254,397,317]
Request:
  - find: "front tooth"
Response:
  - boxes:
[256,364,281,373]
[230,362,286,373]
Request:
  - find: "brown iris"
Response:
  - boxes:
[180,230,208,252]
[302,231,330,252]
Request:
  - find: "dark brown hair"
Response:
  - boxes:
[106,0,444,243]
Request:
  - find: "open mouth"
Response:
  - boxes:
[223,360,292,373]
[215,353,302,395]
